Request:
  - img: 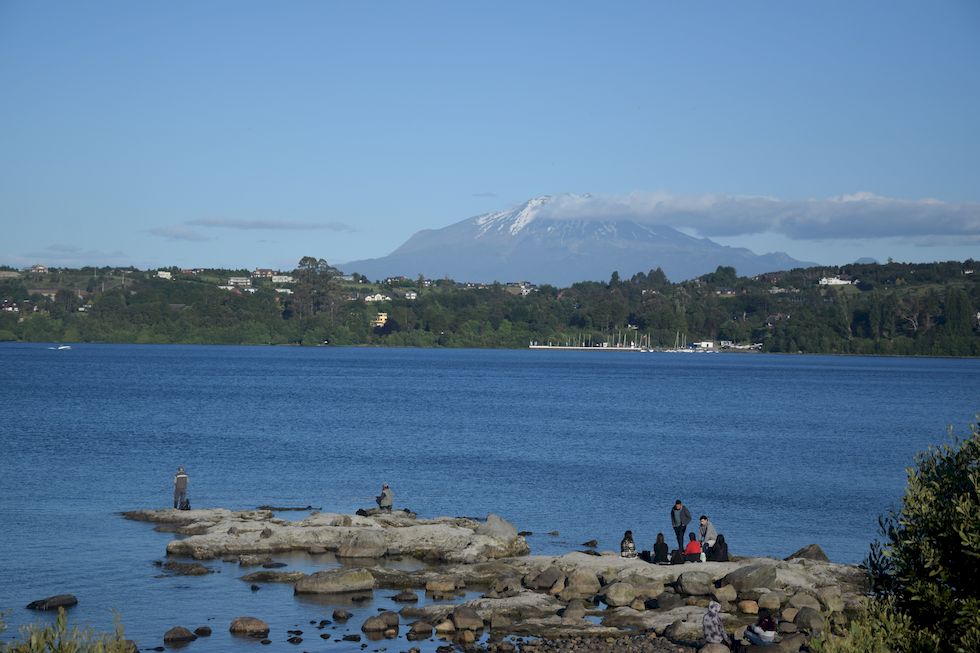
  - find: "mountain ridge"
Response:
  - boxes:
[341,196,816,285]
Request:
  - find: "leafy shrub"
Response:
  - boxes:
[1,608,131,653]
[816,420,980,653]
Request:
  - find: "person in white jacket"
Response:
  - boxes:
[698,515,718,561]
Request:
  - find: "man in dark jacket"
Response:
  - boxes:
[173,466,189,509]
[670,499,692,550]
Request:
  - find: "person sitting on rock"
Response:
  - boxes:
[703,601,732,647]
[707,533,729,562]
[744,608,778,646]
[653,532,670,564]
[684,532,702,562]
[620,530,638,557]
[375,483,393,513]
[698,515,718,561]
[173,466,189,510]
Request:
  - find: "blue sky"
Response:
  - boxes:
[1,1,978,272]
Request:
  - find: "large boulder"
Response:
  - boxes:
[788,591,821,611]
[558,569,601,601]
[663,618,703,645]
[527,566,564,591]
[603,582,637,607]
[294,568,374,594]
[451,606,485,631]
[676,571,713,596]
[816,586,844,613]
[758,591,784,611]
[26,594,78,611]
[711,585,737,603]
[337,529,387,558]
[701,644,731,653]
[722,563,777,591]
[794,606,825,634]
[777,633,807,652]
[229,616,269,636]
[785,544,830,562]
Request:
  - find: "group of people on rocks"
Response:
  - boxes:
[619,499,729,563]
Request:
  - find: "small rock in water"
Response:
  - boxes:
[518,530,533,536]
[163,626,197,643]
[392,589,418,603]
[333,609,353,621]
[250,584,260,592]
[548,531,560,536]
[161,561,211,576]
[261,561,287,568]
[260,639,271,645]
[229,616,270,636]
[581,539,598,548]
[26,594,78,611]
[193,626,212,637]
[343,634,361,642]
[286,636,302,644]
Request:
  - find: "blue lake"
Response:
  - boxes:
[1,343,978,649]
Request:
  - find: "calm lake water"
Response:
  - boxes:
[1,343,978,649]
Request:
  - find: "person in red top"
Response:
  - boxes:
[683,532,702,562]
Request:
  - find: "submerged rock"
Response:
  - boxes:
[240,570,305,583]
[160,561,212,576]
[26,594,78,611]
[294,568,374,594]
[163,627,197,643]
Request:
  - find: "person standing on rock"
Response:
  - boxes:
[173,466,189,510]
[670,499,692,550]
[376,483,393,513]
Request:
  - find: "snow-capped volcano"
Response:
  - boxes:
[341,196,813,285]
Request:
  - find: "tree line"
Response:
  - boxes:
[0,258,977,356]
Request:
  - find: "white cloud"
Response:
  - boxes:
[533,191,980,241]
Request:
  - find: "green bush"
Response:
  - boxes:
[815,420,980,653]
[1,608,131,653]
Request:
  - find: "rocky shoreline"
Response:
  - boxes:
[118,508,869,652]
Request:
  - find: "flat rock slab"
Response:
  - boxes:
[125,508,528,564]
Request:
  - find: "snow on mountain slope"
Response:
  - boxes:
[341,196,814,285]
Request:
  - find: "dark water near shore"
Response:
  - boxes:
[1,343,978,649]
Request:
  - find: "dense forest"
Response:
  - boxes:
[1,257,978,356]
